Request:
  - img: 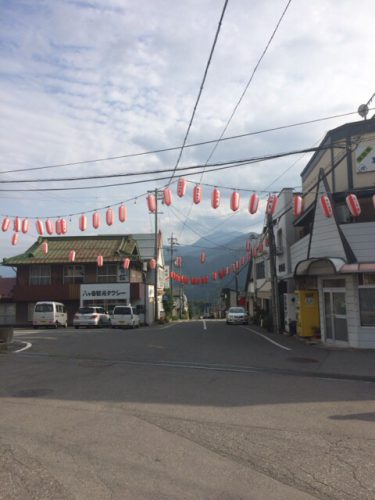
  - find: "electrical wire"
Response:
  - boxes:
[0,108,366,177]
[167,0,229,186]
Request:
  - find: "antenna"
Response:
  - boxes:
[358,104,369,119]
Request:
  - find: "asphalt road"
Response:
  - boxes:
[0,320,374,499]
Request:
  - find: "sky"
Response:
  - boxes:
[1,0,375,267]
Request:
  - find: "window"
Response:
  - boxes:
[278,263,286,273]
[97,264,117,283]
[29,265,51,285]
[256,261,265,279]
[63,265,84,284]
[359,273,375,326]
[35,303,53,312]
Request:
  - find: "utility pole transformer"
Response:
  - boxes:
[267,213,282,334]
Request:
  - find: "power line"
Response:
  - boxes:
[0,108,366,177]
[167,0,229,186]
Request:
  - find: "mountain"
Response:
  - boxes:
[168,230,259,303]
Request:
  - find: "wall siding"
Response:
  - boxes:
[291,234,309,271]
[340,222,375,262]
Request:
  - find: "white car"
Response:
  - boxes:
[111,305,140,329]
[226,307,249,325]
[73,306,111,328]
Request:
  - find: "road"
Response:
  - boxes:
[0,320,374,499]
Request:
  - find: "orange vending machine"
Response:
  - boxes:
[296,290,320,337]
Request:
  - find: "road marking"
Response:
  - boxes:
[13,342,32,353]
[203,319,207,330]
[241,326,292,351]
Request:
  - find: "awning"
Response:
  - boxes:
[294,258,346,276]
[340,263,375,273]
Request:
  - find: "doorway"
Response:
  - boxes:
[323,289,348,343]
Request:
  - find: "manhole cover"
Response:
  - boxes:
[11,388,53,398]
[287,357,319,364]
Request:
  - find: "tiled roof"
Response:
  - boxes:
[2,234,157,265]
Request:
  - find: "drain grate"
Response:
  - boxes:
[287,357,319,364]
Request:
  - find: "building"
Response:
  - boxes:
[2,232,166,326]
[290,118,375,348]
[0,277,16,325]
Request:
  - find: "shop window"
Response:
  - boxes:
[97,264,118,283]
[63,265,85,284]
[359,273,375,326]
[29,265,51,285]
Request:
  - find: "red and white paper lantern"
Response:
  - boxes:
[13,217,21,232]
[249,193,259,214]
[36,220,44,235]
[163,187,172,206]
[212,271,218,281]
[60,218,67,235]
[320,194,333,218]
[69,250,76,262]
[106,208,114,226]
[177,178,187,198]
[97,255,104,267]
[118,204,127,223]
[175,256,182,268]
[193,184,202,204]
[266,194,278,216]
[1,217,10,232]
[147,194,156,213]
[55,219,62,235]
[79,214,87,231]
[42,242,48,255]
[230,191,240,212]
[200,252,206,264]
[92,212,100,229]
[293,195,304,217]
[211,188,220,209]
[45,219,53,235]
[346,193,361,217]
[122,258,130,269]
[11,233,18,245]
[21,219,29,234]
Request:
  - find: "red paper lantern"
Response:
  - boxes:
[69,250,76,262]
[241,256,245,266]
[249,193,259,214]
[211,188,220,209]
[92,212,100,229]
[1,217,10,232]
[55,219,62,235]
[60,218,67,235]
[193,184,202,204]
[293,195,304,217]
[13,217,21,232]
[200,252,206,264]
[212,272,218,281]
[42,242,48,255]
[106,208,114,226]
[118,204,127,223]
[21,219,29,234]
[175,256,182,267]
[346,194,361,217]
[177,178,187,197]
[266,194,278,215]
[149,258,157,269]
[97,255,104,267]
[246,239,251,251]
[11,233,18,245]
[45,219,53,235]
[123,258,130,269]
[247,253,251,262]
[226,266,230,275]
[36,220,44,235]
[79,214,87,232]
[163,187,172,206]
[147,194,156,213]
[230,191,240,212]
[320,194,333,218]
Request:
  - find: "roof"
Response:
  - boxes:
[2,233,159,266]
[0,277,16,299]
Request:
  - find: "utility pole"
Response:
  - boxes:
[267,213,282,334]
[167,233,178,297]
[152,188,164,322]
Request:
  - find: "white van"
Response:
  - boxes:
[33,302,68,329]
[111,305,140,329]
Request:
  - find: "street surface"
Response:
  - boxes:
[1,320,375,499]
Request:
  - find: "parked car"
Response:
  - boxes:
[111,305,140,329]
[226,307,249,325]
[33,301,68,329]
[73,306,111,328]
